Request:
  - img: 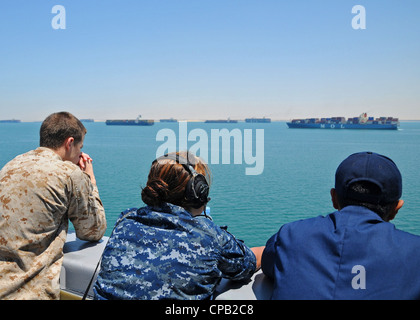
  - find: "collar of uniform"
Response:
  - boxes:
[146,202,194,219]
[338,205,385,225]
[35,147,63,161]
[160,202,194,218]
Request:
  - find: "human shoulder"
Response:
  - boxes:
[267,213,337,247]
[390,224,420,244]
[280,213,332,230]
[191,216,245,251]
[1,148,54,169]
[18,147,80,173]
[42,151,94,196]
[0,147,79,182]
[112,206,174,233]
[26,147,63,163]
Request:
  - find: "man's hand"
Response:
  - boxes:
[251,246,265,271]
[78,152,92,169]
[78,153,96,185]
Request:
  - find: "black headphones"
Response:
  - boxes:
[153,153,211,209]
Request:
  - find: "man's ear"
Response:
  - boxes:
[63,137,74,151]
[330,188,341,210]
[387,200,404,222]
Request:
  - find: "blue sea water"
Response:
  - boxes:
[1,121,420,247]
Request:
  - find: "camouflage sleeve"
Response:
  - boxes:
[217,228,257,281]
[67,169,107,241]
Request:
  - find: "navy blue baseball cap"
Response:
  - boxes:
[335,152,402,204]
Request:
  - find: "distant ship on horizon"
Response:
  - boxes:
[0,119,21,123]
[204,118,238,123]
[106,115,154,126]
[159,118,178,123]
[245,117,271,123]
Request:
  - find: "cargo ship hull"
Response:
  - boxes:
[287,122,398,130]
[159,118,178,123]
[106,119,154,126]
[245,118,271,123]
[287,114,399,130]
[0,119,21,123]
[205,119,238,123]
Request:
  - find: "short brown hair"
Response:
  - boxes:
[40,112,87,149]
[141,151,211,208]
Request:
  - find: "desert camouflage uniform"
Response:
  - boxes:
[93,203,256,300]
[0,147,107,300]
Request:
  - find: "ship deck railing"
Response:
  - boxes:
[60,231,273,300]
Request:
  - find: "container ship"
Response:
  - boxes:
[106,115,154,126]
[245,117,271,123]
[0,119,21,123]
[159,118,178,123]
[287,113,399,130]
[204,119,238,123]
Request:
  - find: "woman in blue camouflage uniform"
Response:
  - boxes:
[93,151,260,300]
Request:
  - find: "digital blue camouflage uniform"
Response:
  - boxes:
[93,203,256,300]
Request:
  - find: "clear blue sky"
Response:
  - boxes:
[1,0,419,121]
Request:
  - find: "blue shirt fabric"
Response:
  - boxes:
[262,206,420,300]
[94,203,256,300]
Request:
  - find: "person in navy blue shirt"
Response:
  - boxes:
[94,151,262,300]
[262,152,420,300]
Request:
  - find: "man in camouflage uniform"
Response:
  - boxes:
[0,112,107,300]
[93,203,257,300]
